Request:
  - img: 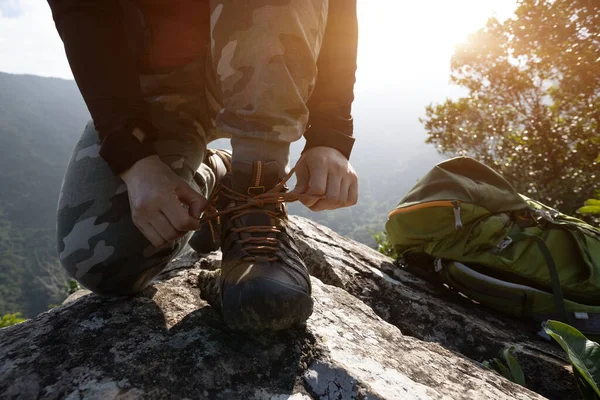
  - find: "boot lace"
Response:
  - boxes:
[198,166,318,262]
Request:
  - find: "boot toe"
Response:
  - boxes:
[221,277,313,332]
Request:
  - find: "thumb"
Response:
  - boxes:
[291,159,310,195]
[176,182,208,219]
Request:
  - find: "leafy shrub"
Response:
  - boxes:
[371,230,397,259]
[0,312,25,328]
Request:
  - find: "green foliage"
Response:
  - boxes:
[501,347,526,387]
[0,312,26,328]
[0,212,74,316]
[544,320,600,399]
[579,197,600,216]
[371,230,397,258]
[483,346,526,387]
[579,189,600,226]
[422,0,599,215]
[0,207,59,317]
[67,279,81,296]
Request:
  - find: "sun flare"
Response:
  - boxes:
[355,0,517,91]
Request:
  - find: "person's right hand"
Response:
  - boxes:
[120,155,207,247]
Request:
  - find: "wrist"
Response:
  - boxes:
[302,130,355,160]
[120,154,161,183]
[99,123,157,176]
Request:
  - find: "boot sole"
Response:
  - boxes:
[221,278,313,332]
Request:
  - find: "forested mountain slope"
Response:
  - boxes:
[0,72,89,316]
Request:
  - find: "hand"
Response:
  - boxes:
[120,155,207,247]
[291,146,358,212]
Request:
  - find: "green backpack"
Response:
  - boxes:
[386,156,600,339]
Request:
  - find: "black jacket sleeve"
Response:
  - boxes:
[303,0,358,160]
[48,0,157,175]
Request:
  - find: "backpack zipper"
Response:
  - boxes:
[452,200,463,230]
[388,200,463,230]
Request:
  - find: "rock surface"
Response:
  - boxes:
[0,216,573,399]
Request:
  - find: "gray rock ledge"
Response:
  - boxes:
[0,216,572,399]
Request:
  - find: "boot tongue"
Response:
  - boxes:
[230,161,285,240]
[232,160,283,195]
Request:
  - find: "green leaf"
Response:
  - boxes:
[579,199,600,216]
[578,205,600,216]
[502,346,526,387]
[493,359,514,381]
[574,368,600,400]
[544,320,600,398]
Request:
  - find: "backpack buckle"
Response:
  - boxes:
[574,312,589,320]
[497,237,513,250]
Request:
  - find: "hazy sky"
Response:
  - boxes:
[1,0,517,95]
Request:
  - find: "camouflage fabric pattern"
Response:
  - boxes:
[210,0,327,142]
[56,120,216,295]
[57,0,328,295]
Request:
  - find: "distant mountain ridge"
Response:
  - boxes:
[0,72,89,229]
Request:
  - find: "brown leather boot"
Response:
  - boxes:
[217,160,312,331]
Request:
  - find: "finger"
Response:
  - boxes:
[162,193,201,232]
[300,166,328,208]
[300,193,322,209]
[337,179,351,207]
[291,158,310,195]
[348,182,359,206]
[136,220,166,248]
[311,174,341,212]
[150,212,183,242]
[175,182,208,219]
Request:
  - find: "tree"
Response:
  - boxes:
[30,251,73,304]
[422,0,599,214]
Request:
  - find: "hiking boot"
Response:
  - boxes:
[218,160,313,331]
[188,149,231,253]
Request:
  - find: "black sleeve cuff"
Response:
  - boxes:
[98,119,157,175]
[302,128,355,160]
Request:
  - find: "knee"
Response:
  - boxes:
[56,190,182,298]
[57,238,163,297]
[61,257,155,298]
[56,204,162,297]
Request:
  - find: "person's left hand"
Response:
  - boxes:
[291,146,358,211]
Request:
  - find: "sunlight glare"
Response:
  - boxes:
[355,0,517,92]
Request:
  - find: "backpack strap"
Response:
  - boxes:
[538,312,600,339]
[510,232,573,325]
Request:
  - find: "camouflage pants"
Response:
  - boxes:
[57,0,328,295]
